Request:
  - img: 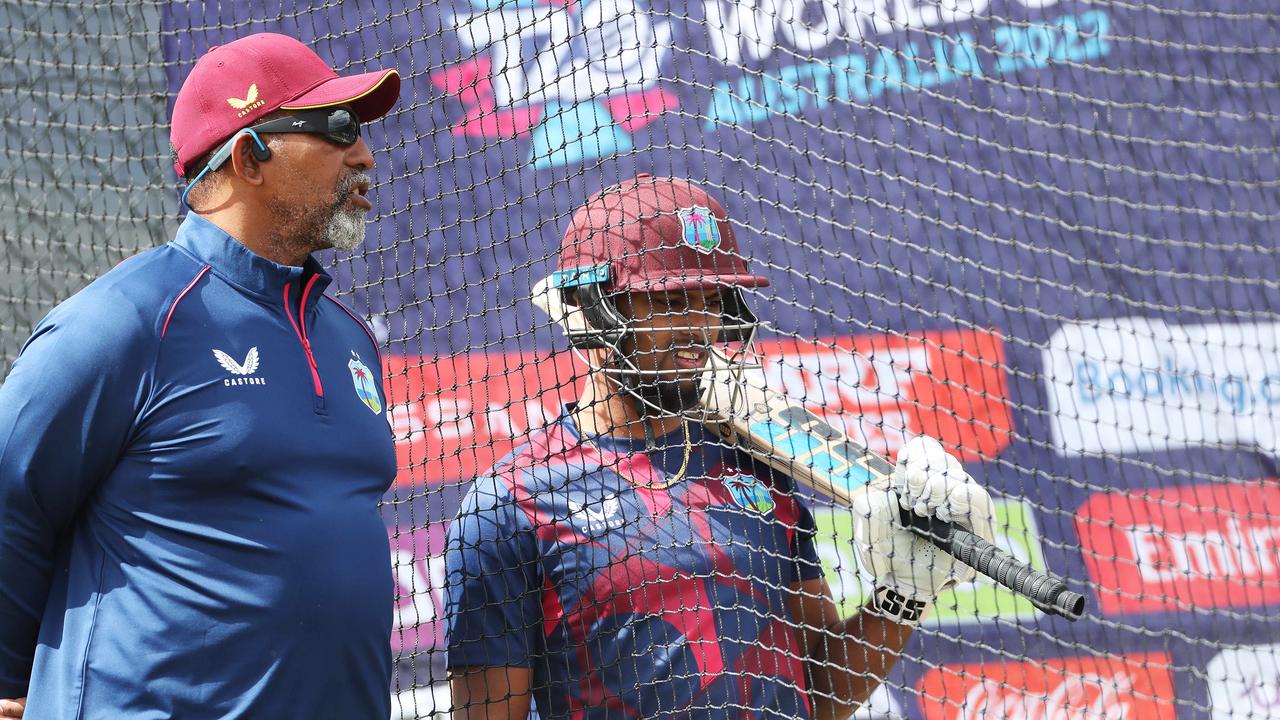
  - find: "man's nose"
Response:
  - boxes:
[347,136,376,170]
[676,322,716,346]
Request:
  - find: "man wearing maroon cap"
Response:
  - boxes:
[443,176,995,718]
[172,31,400,262]
[0,34,401,718]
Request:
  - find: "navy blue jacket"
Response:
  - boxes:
[0,213,397,718]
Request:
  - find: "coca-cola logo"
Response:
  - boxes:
[960,672,1132,720]
[918,653,1176,720]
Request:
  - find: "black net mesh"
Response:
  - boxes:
[4,0,1280,718]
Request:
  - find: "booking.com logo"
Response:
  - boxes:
[1074,354,1280,415]
[432,0,679,170]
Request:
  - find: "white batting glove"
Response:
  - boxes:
[851,436,996,625]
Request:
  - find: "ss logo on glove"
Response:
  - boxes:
[873,586,930,624]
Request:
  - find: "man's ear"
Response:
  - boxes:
[227,132,271,186]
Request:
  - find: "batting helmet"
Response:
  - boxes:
[551,175,766,349]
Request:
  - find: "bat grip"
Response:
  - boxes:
[899,508,1086,620]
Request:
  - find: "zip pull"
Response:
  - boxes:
[283,282,325,398]
[302,338,319,372]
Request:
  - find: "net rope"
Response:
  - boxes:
[3,0,1279,717]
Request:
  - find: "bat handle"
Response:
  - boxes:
[898,508,1086,621]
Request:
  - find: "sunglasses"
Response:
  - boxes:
[180,107,362,208]
[248,106,362,146]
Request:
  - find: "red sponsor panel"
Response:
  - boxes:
[764,329,1013,463]
[918,653,1177,720]
[1077,482,1280,615]
[383,329,1014,486]
[384,352,588,487]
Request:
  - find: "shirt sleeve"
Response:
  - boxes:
[0,296,151,697]
[748,455,825,585]
[444,474,543,669]
[791,497,825,583]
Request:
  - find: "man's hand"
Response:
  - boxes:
[0,697,25,718]
[851,435,996,624]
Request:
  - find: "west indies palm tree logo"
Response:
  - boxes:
[722,472,774,515]
[678,206,721,253]
[348,351,382,414]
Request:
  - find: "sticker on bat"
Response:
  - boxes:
[749,403,882,492]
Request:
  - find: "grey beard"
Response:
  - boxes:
[264,171,373,259]
[326,206,367,251]
[326,172,371,252]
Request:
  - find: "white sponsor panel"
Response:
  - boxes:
[391,548,446,637]
[389,527,450,656]
[1206,643,1280,719]
[1044,317,1280,455]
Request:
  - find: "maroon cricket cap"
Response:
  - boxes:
[170,32,400,177]
[558,175,769,292]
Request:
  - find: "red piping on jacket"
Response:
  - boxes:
[161,265,212,338]
[283,279,324,397]
[323,295,382,366]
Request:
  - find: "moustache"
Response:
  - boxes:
[334,172,373,207]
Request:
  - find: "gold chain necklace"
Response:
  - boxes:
[579,415,693,490]
[663,420,693,488]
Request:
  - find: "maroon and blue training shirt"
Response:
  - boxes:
[445,409,824,719]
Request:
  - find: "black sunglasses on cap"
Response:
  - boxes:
[249,106,362,146]
[180,106,363,209]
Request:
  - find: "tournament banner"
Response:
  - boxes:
[151,0,1280,717]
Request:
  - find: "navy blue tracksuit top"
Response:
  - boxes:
[0,212,397,718]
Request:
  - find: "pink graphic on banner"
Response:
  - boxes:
[430,56,543,138]
[389,523,449,655]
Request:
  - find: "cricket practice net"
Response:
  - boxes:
[3,0,1280,717]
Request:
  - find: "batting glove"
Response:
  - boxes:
[851,436,996,625]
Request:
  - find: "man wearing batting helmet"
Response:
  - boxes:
[0,33,399,719]
[444,175,996,718]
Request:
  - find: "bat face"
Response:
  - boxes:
[700,349,894,505]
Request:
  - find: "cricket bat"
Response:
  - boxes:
[529,276,1084,620]
[698,349,1085,620]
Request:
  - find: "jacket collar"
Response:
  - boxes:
[172,212,332,304]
